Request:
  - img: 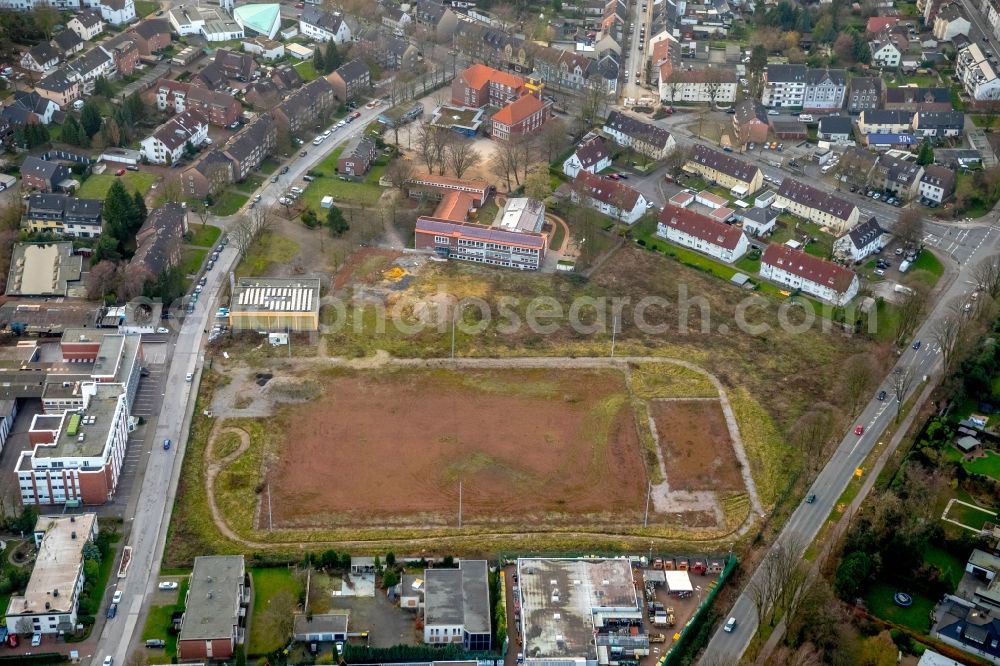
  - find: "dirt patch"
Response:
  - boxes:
[332,248,401,291]
[651,400,743,493]
[265,367,648,528]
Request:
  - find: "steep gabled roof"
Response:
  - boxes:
[333,58,369,85]
[604,110,672,148]
[777,179,857,221]
[571,136,610,170]
[573,170,642,210]
[762,244,856,292]
[492,94,544,126]
[689,144,760,184]
[845,216,885,249]
[459,63,524,91]
[658,204,746,250]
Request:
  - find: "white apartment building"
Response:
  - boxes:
[5,513,98,635]
[832,217,886,262]
[571,170,649,224]
[761,64,806,108]
[760,244,860,305]
[956,43,1000,100]
[775,179,860,233]
[656,205,749,263]
[869,34,903,67]
[299,6,352,44]
[0,0,133,24]
[658,66,738,105]
[140,110,209,165]
[802,68,847,111]
[16,383,130,507]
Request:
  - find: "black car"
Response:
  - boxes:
[271,175,279,183]
[805,494,816,503]
[912,340,922,350]
[280,166,289,175]
[877,390,887,401]
[107,603,118,619]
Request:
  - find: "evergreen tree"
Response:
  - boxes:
[80,101,102,138]
[313,47,325,76]
[327,204,349,236]
[324,41,341,73]
[132,191,148,224]
[103,179,134,245]
[917,139,934,166]
[92,234,121,263]
[93,76,114,97]
[61,116,80,146]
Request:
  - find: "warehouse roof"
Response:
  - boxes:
[231,277,321,314]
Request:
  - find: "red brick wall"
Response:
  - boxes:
[178,639,208,660]
[29,430,55,446]
[78,466,110,505]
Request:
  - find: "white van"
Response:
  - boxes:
[798,114,814,122]
[73,99,85,111]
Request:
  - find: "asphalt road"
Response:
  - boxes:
[622,0,653,100]
[699,230,999,662]
[92,104,386,664]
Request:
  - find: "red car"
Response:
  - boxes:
[607,173,620,180]
[352,111,361,119]
[115,169,126,176]
[295,2,303,6]
[7,633,17,647]
[854,425,865,436]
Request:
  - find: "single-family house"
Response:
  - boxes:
[21,43,61,73]
[2,92,59,126]
[21,156,71,192]
[833,216,887,262]
[817,116,854,143]
[337,135,377,176]
[570,170,649,224]
[52,30,85,57]
[732,100,769,146]
[140,109,209,165]
[34,70,81,108]
[128,19,171,55]
[68,9,105,40]
[299,6,351,44]
[562,136,612,178]
[869,30,906,67]
[873,152,924,199]
[919,164,957,203]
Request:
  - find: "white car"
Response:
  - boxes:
[158,581,179,591]
[32,633,41,647]
[156,327,169,334]
[104,657,114,666]
[723,617,737,633]
[253,194,261,202]
[312,137,323,145]
[322,130,332,138]
[112,590,123,604]
[767,109,779,115]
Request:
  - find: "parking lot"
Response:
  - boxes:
[132,343,167,418]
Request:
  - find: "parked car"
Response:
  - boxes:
[724,617,737,632]
[912,340,922,350]
[157,327,169,334]
[767,109,780,115]
[280,166,289,174]
[112,590,123,604]
[158,581,179,591]
[163,438,171,450]
[106,603,118,619]
[115,169,126,176]
[31,633,41,647]
[877,390,887,401]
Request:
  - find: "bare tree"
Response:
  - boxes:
[414,121,439,174]
[893,208,925,249]
[445,138,481,179]
[789,404,840,473]
[663,68,683,105]
[385,158,415,191]
[842,353,879,415]
[973,256,1000,298]
[87,260,122,301]
[891,285,929,347]
[156,176,183,206]
[747,535,807,637]
[537,117,567,164]
[524,169,552,201]
[490,149,513,192]
[931,304,974,376]
[119,263,151,301]
[703,67,724,109]
[576,80,609,132]
[890,366,916,420]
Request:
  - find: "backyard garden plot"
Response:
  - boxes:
[263,367,650,528]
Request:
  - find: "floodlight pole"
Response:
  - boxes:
[458,480,462,528]
[643,482,650,527]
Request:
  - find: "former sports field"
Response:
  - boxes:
[265,367,648,529]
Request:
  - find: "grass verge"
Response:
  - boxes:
[78,172,156,199]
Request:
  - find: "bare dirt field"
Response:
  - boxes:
[264,367,648,528]
[651,400,744,493]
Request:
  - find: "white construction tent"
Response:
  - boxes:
[664,570,693,594]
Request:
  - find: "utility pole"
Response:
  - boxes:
[267,482,273,531]
[643,482,651,527]
[458,480,462,528]
[451,311,457,360]
[610,313,619,358]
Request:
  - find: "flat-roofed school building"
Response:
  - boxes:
[228,277,321,332]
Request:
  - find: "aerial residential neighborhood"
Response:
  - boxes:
[0,0,997,664]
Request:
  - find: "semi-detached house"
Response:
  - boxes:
[685,144,763,197]
[299,6,352,44]
[775,179,860,233]
[570,170,649,224]
[562,136,612,178]
[656,204,749,263]
[858,109,914,134]
[833,216,887,262]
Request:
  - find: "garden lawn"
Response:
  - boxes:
[142,605,179,662]
[301,176,383,209]
[187,225,222,248]
[235,174,265,194]
[863,581,935,632]
[78,172,156,200]
[293,60,318,81]
[210,191,249,216]
[236,230,299,276]
[962,450,1000,482]
[923,545,965,589]
[947,499,994,530]
[179,249,208,276]
[135,0,158,15]
[249,567,303,655]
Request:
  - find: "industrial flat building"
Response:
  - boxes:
[516,558,647,666]
[229,277,321,332]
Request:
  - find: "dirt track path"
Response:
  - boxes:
[205,425,253,546]
[203,354,766,550]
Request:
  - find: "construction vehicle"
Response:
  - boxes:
[649,634,666,644]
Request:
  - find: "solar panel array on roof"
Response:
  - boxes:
[237,285,314,312]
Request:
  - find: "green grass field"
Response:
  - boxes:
[235,230,299,276]
[905,250,945,289]
[142,605,179,661]
[77,172,156,199]
[864,581,935,632]
[249,567,303,655]
[211,191,249,216]
[179,249,208,276]
[301,175,383,209]
[188,225,222,249]
[923,545,965,589]
[135,0,158,16]
[961,450,1000,481]
[947,499,994,530]
[293,60,318,81]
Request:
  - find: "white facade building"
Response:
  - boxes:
[760,244,860,305]
[656,205,749,263]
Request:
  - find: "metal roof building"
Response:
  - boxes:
[229,277,321,332]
